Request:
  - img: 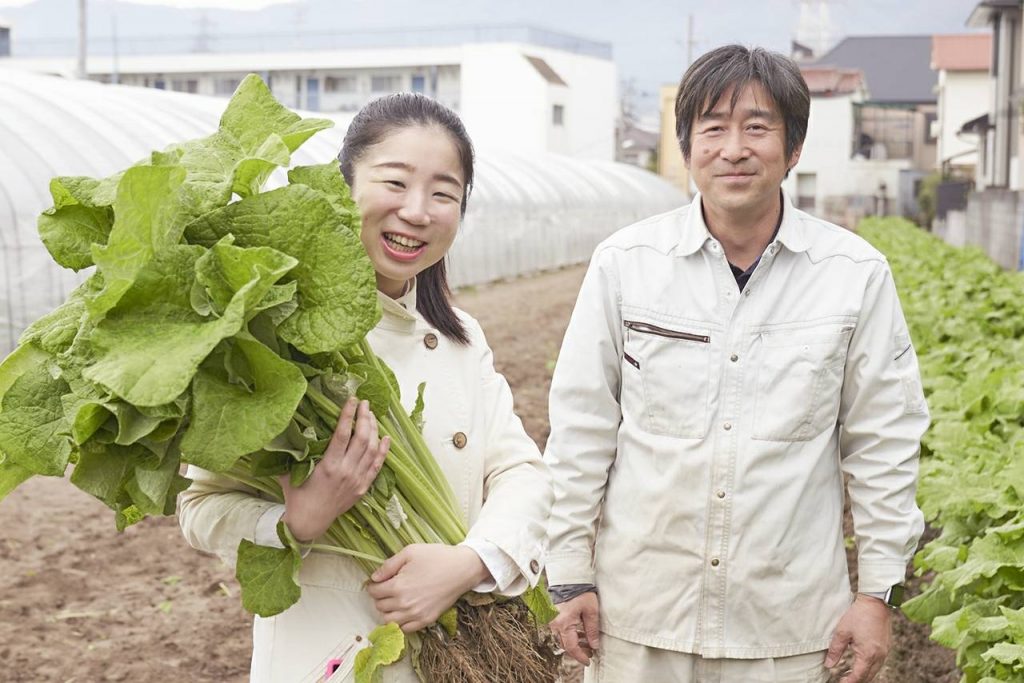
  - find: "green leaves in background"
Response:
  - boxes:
[860,218,1024,682]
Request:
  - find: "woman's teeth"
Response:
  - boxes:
[384,233,425,252]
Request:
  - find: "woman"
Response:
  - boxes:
[178,93,552,682]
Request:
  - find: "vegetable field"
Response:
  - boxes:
[861,218,1024,683]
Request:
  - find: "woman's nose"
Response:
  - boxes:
[397,193,431,226]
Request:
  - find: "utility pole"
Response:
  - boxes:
[687,14,694,66]
[111,13,119,85]
[77,0,87,79]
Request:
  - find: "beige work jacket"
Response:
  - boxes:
[178,287,551,682]
[545,193,929,658]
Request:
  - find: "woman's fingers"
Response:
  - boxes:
[325,398,359,464]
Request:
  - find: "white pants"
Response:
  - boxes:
[582,633,829,683]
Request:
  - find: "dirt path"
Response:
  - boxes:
[0,264,955,682]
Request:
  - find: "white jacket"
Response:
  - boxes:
[179,287,551,682]
[545,193,928,658]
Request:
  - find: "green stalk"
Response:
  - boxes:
[307,543,385,565]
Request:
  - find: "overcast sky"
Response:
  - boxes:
[0,0,986,121]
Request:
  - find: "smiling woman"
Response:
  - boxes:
[177,92,559,682]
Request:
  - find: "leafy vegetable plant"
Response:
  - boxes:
[0,74,558,683]
[860,218,1024,683]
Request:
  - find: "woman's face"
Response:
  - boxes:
[351,124,465,299]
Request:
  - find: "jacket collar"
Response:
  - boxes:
[376,280,419,330]
[678,189,810,256]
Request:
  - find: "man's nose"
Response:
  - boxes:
[719,130,749,162]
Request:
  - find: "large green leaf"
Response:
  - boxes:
[219,74,333,154]
[354,622,406,683]
[181,335,307,472]
[36,174,122,270]
[287,162,361,234]
[0,359,72,476]
[184,184,380,354]
[83,245,248,407]
[236,521,303,617]
[88,165,189,318]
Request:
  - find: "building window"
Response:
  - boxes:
[411,75,425,93]
[796,173,816,211]
[923,112,937,144]
[171,79,199,94]
[214,78,241,96]
[153,79,166,90]
[325,76,356,93]
[370,75,401,92]
[553,104,565,126]
[306,77,320,111]
[852,104,913,160]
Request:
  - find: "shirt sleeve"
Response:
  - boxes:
[462,319,554,597]
[543,248,623,586]
[460,538,521,593]
[177,464,284,567]
[838,261,929,593]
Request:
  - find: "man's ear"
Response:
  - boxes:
[787,144,803,171]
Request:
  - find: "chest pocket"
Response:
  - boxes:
[752,322,854,442]
[621,319,712,439]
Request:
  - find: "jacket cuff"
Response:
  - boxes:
[545,551,596,586]
[464,525,545,594]
[856,560,909,593]
[460,539,520,593]
[254,504,287,548]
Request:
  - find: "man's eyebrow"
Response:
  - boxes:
[697,108,778,122]
[372,161,463,189]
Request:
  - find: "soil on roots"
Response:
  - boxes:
[418,599,561,682]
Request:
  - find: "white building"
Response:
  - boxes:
[931,33,992,175]
[0,30,617,162]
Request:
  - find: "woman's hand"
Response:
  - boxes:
[280,398,390,543]
[367,544,492,632]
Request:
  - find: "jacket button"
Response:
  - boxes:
[529,559,540,574]
[453,431,468,449]
[424,332,438,349]
[730,353,739,362]
[710,558,720,567]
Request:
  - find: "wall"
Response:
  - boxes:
[937,188,1024,270]
[936,69,990,169]
[459,43,615,162]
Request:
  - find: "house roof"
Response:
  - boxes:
[800,66,864,96]
[812,35,937,105]
[968,0,1021,28]
[932,34,992,71]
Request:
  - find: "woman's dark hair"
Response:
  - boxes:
[674,44,810,167]
[339,92,474,345]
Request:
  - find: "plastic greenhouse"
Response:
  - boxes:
[0,68,685,355]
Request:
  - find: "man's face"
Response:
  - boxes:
[686,82,800,220]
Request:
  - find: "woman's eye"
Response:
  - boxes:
[385,180,405,189]
[434,192,458,202]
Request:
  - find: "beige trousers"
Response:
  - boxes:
[581,633,829,683]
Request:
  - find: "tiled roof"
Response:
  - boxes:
[800,66,864,96]
[812,35,936,104]
[932,33,992,71]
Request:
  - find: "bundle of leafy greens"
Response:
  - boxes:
[0,75,559,683]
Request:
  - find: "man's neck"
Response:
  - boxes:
[701,193,783,271]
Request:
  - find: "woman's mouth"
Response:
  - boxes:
[381,232,427,261]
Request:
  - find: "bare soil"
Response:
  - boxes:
[0,264,957,682]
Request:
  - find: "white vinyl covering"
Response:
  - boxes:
[0,68,685,355]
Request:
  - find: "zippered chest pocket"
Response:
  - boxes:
[622,319,712,439]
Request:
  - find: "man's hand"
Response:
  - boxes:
[367,544,490,633]
[824,594,893,682]
[550,591,601,666]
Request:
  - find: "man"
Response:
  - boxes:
[544,45,928,683]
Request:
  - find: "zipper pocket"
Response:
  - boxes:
[624,320,710,344]
[623,352,641,369]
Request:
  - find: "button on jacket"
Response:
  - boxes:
[545,193,928,659]
[179,287,551,682]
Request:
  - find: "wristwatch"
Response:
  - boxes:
[883,584,906,609]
